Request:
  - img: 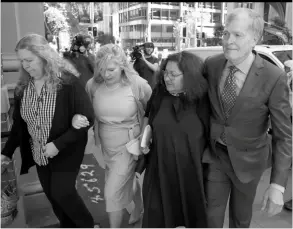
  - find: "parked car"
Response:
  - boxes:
[184,45,292,70]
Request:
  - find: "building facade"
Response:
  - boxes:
[118,2,227,50]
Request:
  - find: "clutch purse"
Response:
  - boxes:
[125,136,142,156]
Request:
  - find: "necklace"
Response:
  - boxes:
[169,91,186,97]
[104,81,120,91]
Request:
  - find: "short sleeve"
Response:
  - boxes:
[152,57,159,64]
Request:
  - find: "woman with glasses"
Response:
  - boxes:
[139,51,210,227]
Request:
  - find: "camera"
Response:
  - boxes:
[130,44,145,61]
[130,42,155,61]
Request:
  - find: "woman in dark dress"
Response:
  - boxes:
[140,51,210,228]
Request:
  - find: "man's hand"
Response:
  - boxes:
[261,186,284,217]
[139,50,146,61]
[1,154,8,162]
[43,142,59,158]
[1,154,10,174]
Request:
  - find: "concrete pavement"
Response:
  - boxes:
[88,129,292,228]
[8,129,292,228]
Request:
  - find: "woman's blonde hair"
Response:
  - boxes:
[14,33,79,97]
[93,44,140,85]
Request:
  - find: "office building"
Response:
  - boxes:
[118,2,227,50]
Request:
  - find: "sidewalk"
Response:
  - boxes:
[89,128,292,228]
[18,129,292,228]
[223,168,292,228]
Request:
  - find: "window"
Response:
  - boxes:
[212,13,221,23]
[170,10,179,20]
[129,2,138,7]
[162,9,168,18]
[170,2,179,6]
[238,2,254,9]
[213,2,221,10]
[205,2,212,9]
[142,8,146,16]
[166,25,173,33]
[198,2,204,8]
[273,50,292,65]
[152,9,161,18]
[151,25,162,32]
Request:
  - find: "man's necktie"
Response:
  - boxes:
[220,65,238,144]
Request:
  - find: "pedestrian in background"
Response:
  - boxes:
[63,34,95,89]
[140,51,210,228]
[1,33,97,228]
[72,44,152,228]
[203,8,292,228]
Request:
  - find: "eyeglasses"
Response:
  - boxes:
[163,70,183,79]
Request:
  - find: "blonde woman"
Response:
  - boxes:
[1,34,97,228]
[72,44,152,227]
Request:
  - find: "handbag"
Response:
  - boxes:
[125,135,142,156]
[1,157,19,227]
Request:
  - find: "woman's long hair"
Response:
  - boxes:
[157,51,208,102]
[93,44,141,86]
[14,33,79,97]
[63,51,94,88]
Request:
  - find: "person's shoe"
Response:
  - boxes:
[129,211,143,225]
[284,199,292,211]
[94,223,102,228]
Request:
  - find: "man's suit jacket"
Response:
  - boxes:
[203,52,292,187]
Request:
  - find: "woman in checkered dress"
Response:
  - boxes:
[1,34,97,228]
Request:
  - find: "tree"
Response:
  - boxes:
[213,25,224,38]
[44,3,69,36]
[270,17,292,45]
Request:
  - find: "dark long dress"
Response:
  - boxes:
[142,91,208,228]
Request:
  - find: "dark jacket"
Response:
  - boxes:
[2,72,94,174]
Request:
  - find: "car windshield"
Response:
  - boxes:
[273,50,292,64]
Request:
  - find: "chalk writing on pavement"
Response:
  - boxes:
[80,164,104,204]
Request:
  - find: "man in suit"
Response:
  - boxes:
[283,59,293,211]
[203,8,292,228]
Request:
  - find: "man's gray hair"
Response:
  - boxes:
[226,8,264,43]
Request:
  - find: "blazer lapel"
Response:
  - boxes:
[213,55,227,118]
[227,53,264,122]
